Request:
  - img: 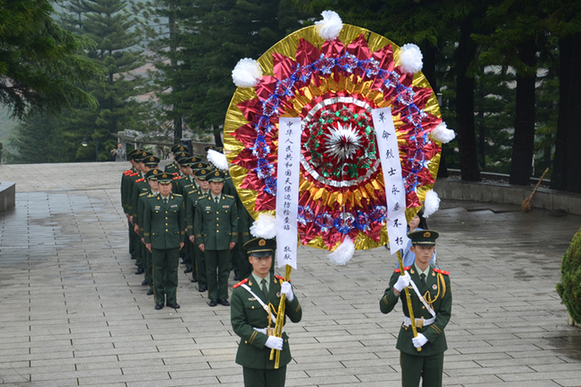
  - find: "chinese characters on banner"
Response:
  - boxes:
[372,107,409,254]
[276,117,302,269]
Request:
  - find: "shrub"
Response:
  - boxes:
[557,227,581,325]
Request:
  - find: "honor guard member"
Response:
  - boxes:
[186,167,211,290]
[164,144,188,174]
[126,151,153,266]
[178,156,201,274]
[194,170,238,306]
[130,155,160,276]
[379,230,452,387]
[143,173,186,310]
[230,238,302,387]
[137,168,161,295]
[121,149,143,260]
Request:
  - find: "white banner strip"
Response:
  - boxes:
[276,117,302,269]
[372,107,409,254]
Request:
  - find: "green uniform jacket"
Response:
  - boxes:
[121,168,138,214]
[130,178,150,219]
[164,160,179,174]
[143,193,186,249]
[231,276,302,369]
[136,191,156,236]
[193,194,238,250]
[380,266,452,356]
[186,188,209,235]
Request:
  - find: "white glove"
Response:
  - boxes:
[412,333,428,348]
[280,281,294,301]
[265,336,283,351]
[393,272,411,292]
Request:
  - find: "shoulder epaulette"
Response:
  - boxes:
[274,275,290,283]
[233,278,249,289]
[139,192,148,197]
[172,194,182,198]
[224,194,234,199]
[136,178,145,183]
[130,172,139,177]
[123,170,132,175]
[394,266,411,273]
[434,268,449,276]
[147,193,157,198]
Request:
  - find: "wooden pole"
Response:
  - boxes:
[396,250,421,352]
[270,264,292,368]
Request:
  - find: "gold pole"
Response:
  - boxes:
[396,250,421,352]
[270,264,292,368]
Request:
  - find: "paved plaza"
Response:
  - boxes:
[1,161,580,387]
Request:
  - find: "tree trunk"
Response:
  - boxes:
[455,18,480,181]
[565,33,581,193]
[509,39,537,185]
[551,36,571,191]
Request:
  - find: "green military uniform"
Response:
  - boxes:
[143,173,186,309]
[121,149,142,260]
[379,231,452,387]
[186,167,212,288]
[194,170,238,303]
[230,238,302,387]
[136,168,161,294]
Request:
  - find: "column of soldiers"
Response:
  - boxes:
[120,145,253,309]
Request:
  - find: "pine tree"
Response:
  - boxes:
[62,0,155,161]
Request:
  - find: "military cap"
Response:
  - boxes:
[136,151,154,161]
[145,168,161,180]
[207,170,225,182]
[129,149,143,160]
[205,145,224,153]
[194,168,212,180]
[243,237,276,258]
[181,156,202,167]
[157,172,174,185]
[192,161,209,171]
[171,144,187,154]
[175,151,190,162]
[408,230,439,246]
[143,155,160,167]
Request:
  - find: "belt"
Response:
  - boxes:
[403,316,435,328]
[253,327,285,335]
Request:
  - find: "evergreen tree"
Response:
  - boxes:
[61,0,155,161]
[0,0,102,120]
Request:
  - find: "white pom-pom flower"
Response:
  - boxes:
[423,190,440,218]
[315,10,343,41]
[399,43,423,74]
[431,122,456,144]
[327,236,355,265]
[232,58,263,88]
[250,213,277,239]
[207,149,229,171]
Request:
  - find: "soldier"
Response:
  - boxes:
[130,155,160,276]
[143,173,186,310]
[194,170,238,307]
[137,168,161,295]
[164,144,189,174]
[121,149,143,260]
[379,230,452,387]
[230,237,302,387]
[186,167,211,290]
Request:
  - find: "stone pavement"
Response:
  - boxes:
[1,161,580,387]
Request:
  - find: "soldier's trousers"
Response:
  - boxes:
[152,247,180,305]
[145,248,153,291]
[242,365,286,387]
[400,351,444,387]
[193,243,207,286]
[205,249,230,301]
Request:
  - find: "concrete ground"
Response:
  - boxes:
[0,161,580,387]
